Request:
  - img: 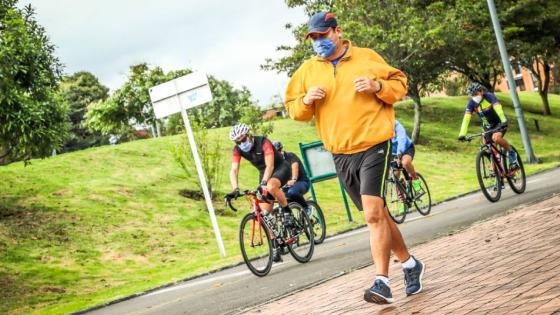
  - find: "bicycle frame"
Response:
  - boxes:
[389,160,414,204]
[468,128,509,180]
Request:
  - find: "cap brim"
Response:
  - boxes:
[304,27,330,40]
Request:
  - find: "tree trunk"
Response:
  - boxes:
[541,63,552,115]
[409,85,422,143]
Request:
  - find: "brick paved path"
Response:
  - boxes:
[242,195,560,315]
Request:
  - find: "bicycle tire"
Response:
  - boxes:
[413,173,432,216]
[305,200,326,244]
[239,212,272,277]
[287,202,314,263]
[506,146,526,194]
[476,150,501,202]
[385,177,407,224]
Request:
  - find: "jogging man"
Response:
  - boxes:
[226,124,293,262]
[458,82,518,168]
[272,141,311,210]
[284,11,425,304]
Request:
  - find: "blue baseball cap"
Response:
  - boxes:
[304,11,337,40]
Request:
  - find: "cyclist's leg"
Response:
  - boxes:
[286,181,309,208]
[492,131,512,151]
[267,178,288,207]
[266,162,290,207]
[401,144,417,179]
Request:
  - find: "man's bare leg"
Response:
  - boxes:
[362,195,409,277]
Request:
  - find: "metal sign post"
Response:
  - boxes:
[149,72,227,257]
[486,0,538,163]
[299,141,352,222]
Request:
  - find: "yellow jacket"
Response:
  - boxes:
[285,41,408,154]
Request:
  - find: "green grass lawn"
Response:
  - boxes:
[1,92,559,314]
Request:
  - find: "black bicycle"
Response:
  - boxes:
[463,128,526,202]
[226,188,314,277]
[281,185,326,244]
[384,158,432,224]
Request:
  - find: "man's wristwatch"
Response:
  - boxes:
[260,179,267,186]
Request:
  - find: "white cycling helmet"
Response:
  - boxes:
[229,123,251,141]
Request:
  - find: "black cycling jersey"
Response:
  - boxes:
[233,136,285,172]
[284,152,309,182]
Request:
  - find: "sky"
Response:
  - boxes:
[23,0,308,106]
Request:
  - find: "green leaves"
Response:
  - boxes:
[0,2,68,163]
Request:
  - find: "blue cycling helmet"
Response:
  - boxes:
[272,141,283,151]
[466,82,486,96]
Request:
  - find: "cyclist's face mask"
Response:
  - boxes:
[472,95,483,103]
[236,135,253,152]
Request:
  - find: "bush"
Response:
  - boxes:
[170,120,223,200]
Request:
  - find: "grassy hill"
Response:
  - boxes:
[1,92,559,314]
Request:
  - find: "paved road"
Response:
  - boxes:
[82,168,560,315]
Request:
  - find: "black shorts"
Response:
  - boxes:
[333,141,391,211]
[403,143,415,159]
[484,125,507,144]
[258,161,291,187]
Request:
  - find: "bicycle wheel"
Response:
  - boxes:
[476,150,501,202]
[413,173,432,216]
[239,212,272,277]
[305,200,326,244]
[384,176,407,224]
[506,146,526,194]
[287,202,314,263]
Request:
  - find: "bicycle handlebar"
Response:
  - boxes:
[464,125,506,142]
[224,187,274,212]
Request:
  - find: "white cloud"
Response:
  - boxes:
[24,0,307,105]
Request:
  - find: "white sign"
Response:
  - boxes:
[149,73,227,257]
[149,72,213,119]
[304,145,337,179]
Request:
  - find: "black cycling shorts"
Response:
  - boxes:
[258,161,291,187]
[403,143,415,159]
[484,125,507,144]
[333,141,391,211]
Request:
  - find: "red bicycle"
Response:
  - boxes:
[226,188,314,277]
[464,127,526,202]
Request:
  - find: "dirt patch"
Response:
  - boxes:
[41,286,66,294]
[0,273,32,304]
[115,188,134,197]
[100,249,149,264]
[51,189,69,197]
[178,189,223,201]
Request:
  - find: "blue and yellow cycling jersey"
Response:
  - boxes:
[459,92,507,136]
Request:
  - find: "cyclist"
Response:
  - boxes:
[225,123,293,262]
[272,141,311,212]
[458,82,518,168]
[391,120,421,214]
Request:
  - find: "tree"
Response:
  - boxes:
[263,0,449,142]
[0,1,69,163]
[85,63,172,137]
[59,71,109,151]
[187,76,255,129]
[502,0,560,115]
[86,65,257,138]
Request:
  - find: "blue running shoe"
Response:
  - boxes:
[508,150,519,170]
[404,256,425,296]
[364,279,394,304]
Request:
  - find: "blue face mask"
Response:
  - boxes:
[238,139,253,152]
[312,38,336,58]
